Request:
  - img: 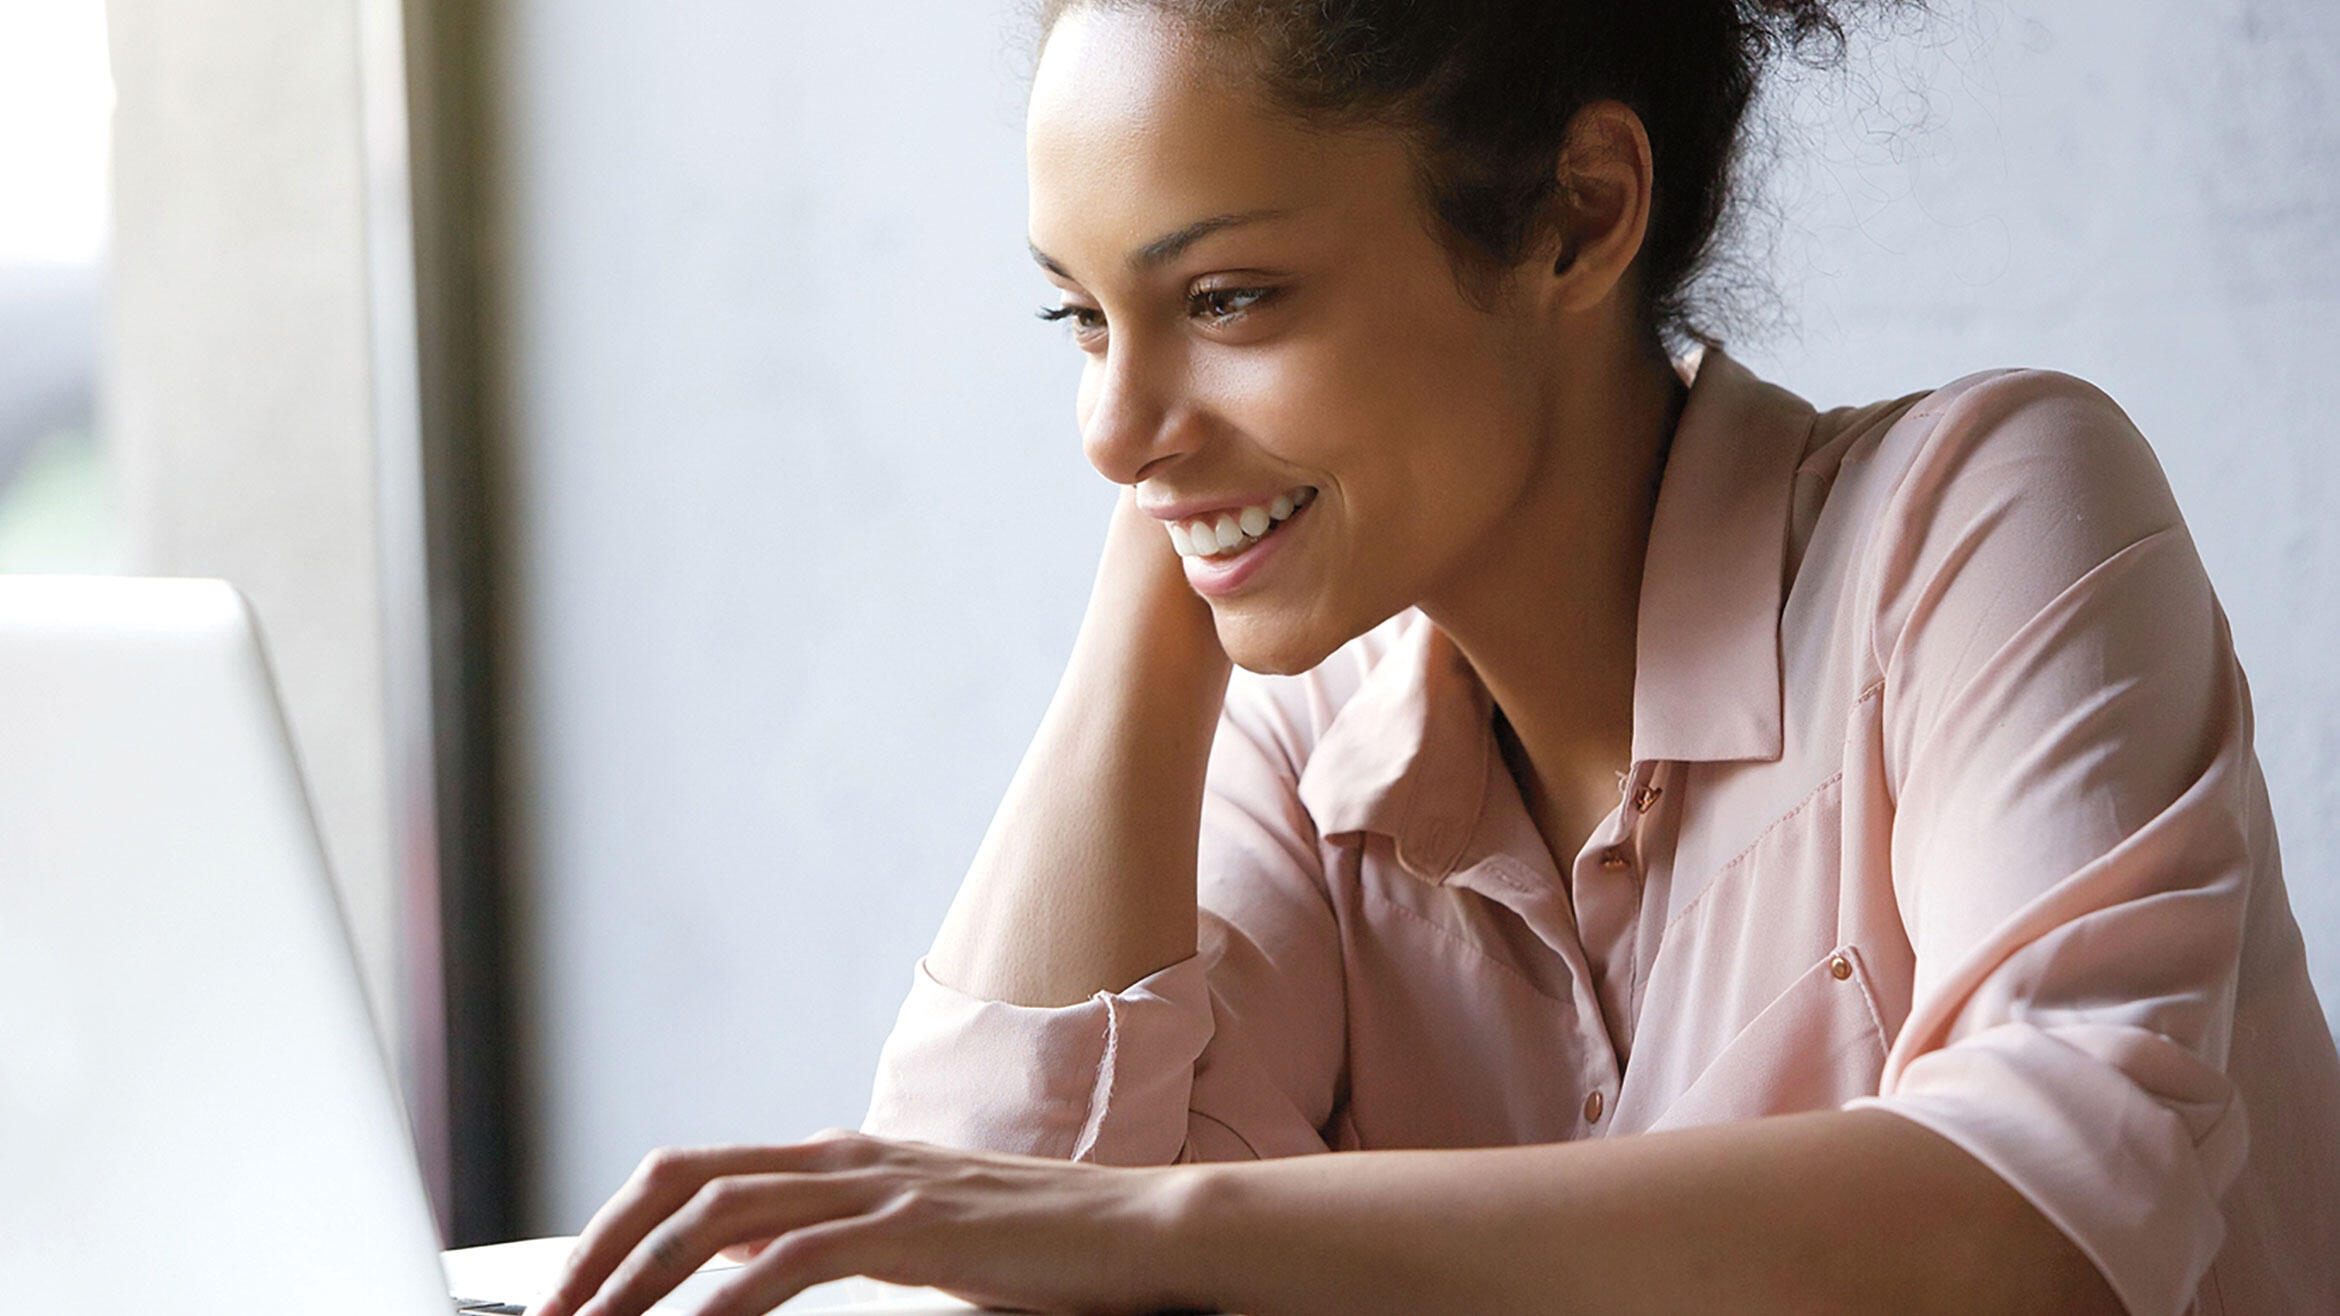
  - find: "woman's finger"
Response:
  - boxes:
[689,1212,901,1316]
[538,1143,838,1316]
[715,1237,778,1264]
[576,1170,894,1316]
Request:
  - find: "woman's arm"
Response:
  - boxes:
[525,1107,2119,1316]
[1168,1107,2120,1315]
[923,487,1229,1008]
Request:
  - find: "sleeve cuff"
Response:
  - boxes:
[1846,1021,2245,1316]
[860,952,1216,1166]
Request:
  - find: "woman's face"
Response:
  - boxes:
[1028,6,1566,674]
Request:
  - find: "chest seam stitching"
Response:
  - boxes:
[1662,769,1847,941]
[1358,876,1568,1004]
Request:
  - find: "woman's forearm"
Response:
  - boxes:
[1158,1108,2121,1315]
[923,492,1229,1008]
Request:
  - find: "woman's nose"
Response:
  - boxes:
[1079,346,1200,486]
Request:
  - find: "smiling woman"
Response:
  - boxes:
[534,2,2340,1314]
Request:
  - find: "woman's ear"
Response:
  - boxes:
[1551,210,1582,276]
[1544,101,1655,314]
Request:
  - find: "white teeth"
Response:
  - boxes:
[1165,486,1317,559]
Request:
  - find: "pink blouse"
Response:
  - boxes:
[862,351,2340,1314]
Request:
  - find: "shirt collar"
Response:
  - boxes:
[1629,347,1817,764]
[1294,348,1817,880]
[1296,614,1497,880]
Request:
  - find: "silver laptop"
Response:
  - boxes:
[0,577,976,1313]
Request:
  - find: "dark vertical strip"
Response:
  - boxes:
[399,0,524,1246]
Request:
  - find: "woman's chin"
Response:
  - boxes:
[1213,608,1347,678]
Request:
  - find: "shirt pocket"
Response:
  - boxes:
[1645,944,1890,1132]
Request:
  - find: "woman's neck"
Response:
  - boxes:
[1422,328,1686,872]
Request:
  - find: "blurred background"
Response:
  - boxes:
[1,0,2332,1246]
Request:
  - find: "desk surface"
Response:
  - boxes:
[442,1237,983,1313]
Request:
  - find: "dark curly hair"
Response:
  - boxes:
[1033,0,1914,348]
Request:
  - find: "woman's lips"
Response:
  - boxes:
[1179,492,1312,598]
[1164,485,1316,559]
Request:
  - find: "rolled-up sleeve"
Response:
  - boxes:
[1844,371,2257,1316]
[862,667,1350,1166]
[860,950,1216,1163]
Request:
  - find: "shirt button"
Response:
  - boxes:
[1583,1090,1604,1123]
[1632,784,1662,812]
[1829,954,1853,981]
[1600,848,1629,870]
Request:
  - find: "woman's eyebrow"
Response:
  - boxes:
[1028,207,1292,280]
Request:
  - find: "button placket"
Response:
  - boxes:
[1571,764,1658,1071]
[1601,762,1668,869]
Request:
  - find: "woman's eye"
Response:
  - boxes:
[1036,304,1105,339]
[1190,287,1272,323]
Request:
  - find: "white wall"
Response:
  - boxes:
[491,0,2340,1231]
[490,0,1095,1229]
[0,0,108,487]
[105,0,409,1060]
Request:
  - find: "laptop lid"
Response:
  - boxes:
[0,576,451,1314]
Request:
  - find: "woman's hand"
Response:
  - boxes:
[1087,483,1227,674]
[530,1129,1196,1316]
[920,486,1231,1009]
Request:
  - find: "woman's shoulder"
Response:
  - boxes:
[1800,365,2187,569]
[1816,365,2170,501]
[1794,364,2202,675]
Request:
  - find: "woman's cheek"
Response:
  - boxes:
[1209,335,1355,456]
